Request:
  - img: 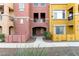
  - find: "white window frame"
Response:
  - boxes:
[19,3,25,11]
[54,24,66,35]
[34,3,38,7]
[41,3,46,7]
[52,10,66,19]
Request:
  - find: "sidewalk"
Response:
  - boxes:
[0,42,79,48]
[0,36,79,48]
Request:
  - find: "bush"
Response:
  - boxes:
[43,31,51,39]
[0,34,5,42]
[16,48,48,56]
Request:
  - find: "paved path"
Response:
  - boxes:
[34,36,44,43]
[0,36,79,48]
[1,36,79,56]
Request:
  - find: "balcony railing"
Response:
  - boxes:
[0,14,14,21]
[33,19,47,23]
[9,16,14,21]
[68,16,73,21]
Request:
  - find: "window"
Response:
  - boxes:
[40,13,45,19]
[34,3,38,7]
[0,26,2,33]
[9,26,14,35]
[19,3,25,11]
[34,13,38,19]
[40,13,45,22]
[20,19,24,24]
[53,10,66,19]
[55,26,65,34]
[41,3,46,7]
[0,6,4,14]
[34,13,38,22]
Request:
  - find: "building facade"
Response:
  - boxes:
[0,3,14,36]
[0,3,79,42]
[3,3,49,42]
[30,3,49,36]
[49,3,79,41]
[13,3,30,42]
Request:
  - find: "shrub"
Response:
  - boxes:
[43,31,51,39]
[0,34,5,42]
[16,48,48,56]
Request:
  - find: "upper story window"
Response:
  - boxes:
[0,6,4,14]
[41,3,46,7]
[52,10,66,19]
[19,3,25,11]
[34,3,38,7]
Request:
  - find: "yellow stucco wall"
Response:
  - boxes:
[49,3,79,41]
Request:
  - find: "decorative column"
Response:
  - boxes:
[2,4,9,35]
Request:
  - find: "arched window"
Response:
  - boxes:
[9,26,14,35]
[0,26,2,33]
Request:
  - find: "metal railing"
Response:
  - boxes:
[0,14,14,21]
[33,19,47,23]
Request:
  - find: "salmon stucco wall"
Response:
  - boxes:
[14,3,30,40]
[30,3,49,36]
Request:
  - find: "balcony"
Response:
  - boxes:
[67,20,74,26]
[33,19,46,23]
[0,14,14,22]
[9,4,14,10]
[31,19,48,28]
[9,16,14,21]
[67,7,74,26]
[67,16,74,26]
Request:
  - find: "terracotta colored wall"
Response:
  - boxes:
[13,3,49,39]
[5,35,27,43]
[14,3,30,16]
[30,3,49,18]
[14,3,30,40]
[30,3,49,36]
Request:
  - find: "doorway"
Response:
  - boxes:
[32,27,46,36]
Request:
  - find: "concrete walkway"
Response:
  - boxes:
[34,36,44,43]
[0,36,79,48]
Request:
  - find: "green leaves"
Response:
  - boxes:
[16,48,48,56]
[43,31,51,39]
[0,34,5,42]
